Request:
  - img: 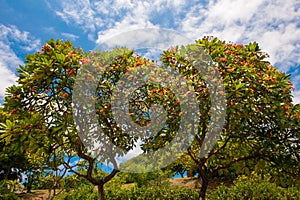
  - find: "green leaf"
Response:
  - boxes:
[56,53,65,62]
[0,122,6,130]
[5,119,12,128]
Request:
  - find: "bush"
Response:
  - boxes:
[0,180,21,200]
[121,169,173,188]
[105,185,198,200]
[30,173,53,190]
[208,178,300,200]
[60,173,91,191]
[0,192,20,200]
[54,184,198,200]
[54,184,98,200]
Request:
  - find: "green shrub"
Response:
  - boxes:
[0,180,21,200]
[54,184,198,200]
[0,192,20,200]
[121,169,173,187]
[105,185,198,200]
[54,184,98,200]
[30,173,53,190]
[208,179,300,200]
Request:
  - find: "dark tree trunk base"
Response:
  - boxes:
[98,184,105,200]
[198,169,209,200]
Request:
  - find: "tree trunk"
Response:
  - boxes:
[180,172,184,178]
[187,170,194,177]
[26,183,32,193]
[198,169,209,200]
[4,168,10,180]
[97,184,105,200]
[53,187,56,199]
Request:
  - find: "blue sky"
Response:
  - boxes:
[0,0,300,103]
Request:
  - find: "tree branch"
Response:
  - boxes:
[213,152,261,173]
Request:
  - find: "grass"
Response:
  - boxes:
[15,177,233,199]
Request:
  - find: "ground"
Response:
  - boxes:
[17,190,50,200]
[16,177,232,199]
[169,177,200,189]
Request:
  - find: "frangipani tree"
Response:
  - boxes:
[160,37,299,199]
[3,39,186,200]
[1,37,299,200]
[2,39,138,199]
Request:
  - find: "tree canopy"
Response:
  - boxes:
[0,37,299,200]
[160,37,299,199]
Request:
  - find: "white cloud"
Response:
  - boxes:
[51,0,157,38]
[257,23,300,70]
[61,32,79,41]
[96,19,156,46]
[292,90,300,105]
[95,28,192,54]
[51,0,198,42]
[50,0,300,102]
[0,24,41,100]
[179,0,300,102]
[50,0,104,32]
[0,24,41,52]
[51,0,299,69]
[0,65,18,99]
[94,0,196,46]
[43,26,56,35]
[50,0,148,43]
[0,48,18,99]
[292,74,300,104]
[180,0,300,69]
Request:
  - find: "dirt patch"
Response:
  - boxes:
[121,183,135,189]
[169,177,200,189]
[169,177,233,191]
[17,190,49,200]
[16,178,233,199]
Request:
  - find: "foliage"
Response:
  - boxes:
[168,155,196,177]
[2,38,195,199]
[122,170,171,188]
[1,37,299,200]
[55,184,198,200]
[0,180,21,200]
[2,39,83,162]
[119,151,176,188]
[208,175,300,200]
[60,173,91,190]
[0,108,27,182]
[105,186,198,200]
[29,171,65,190]
[54,184,98,200]
[2,39,138,199]
[103,174,126,191]
[161,37,299,198]
[60,167,116,190]
[0,106,53,192]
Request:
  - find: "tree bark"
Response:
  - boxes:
[26,182,32,193]
[198,169,209,200]
[187,170,194,177]
[4,168,10,180]
[98,184,105,200]
[179,171,184,178]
